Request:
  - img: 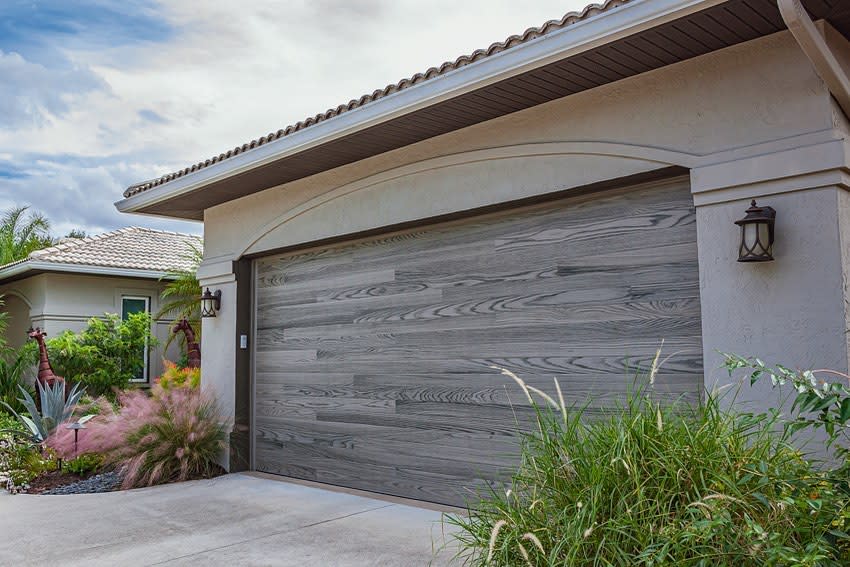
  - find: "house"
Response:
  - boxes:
[115,0,850,506]
[0,227,201,383]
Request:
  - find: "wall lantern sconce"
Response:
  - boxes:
[200,288,222,318]
[735,200,776,262]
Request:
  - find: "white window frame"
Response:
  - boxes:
[121,295,151,383]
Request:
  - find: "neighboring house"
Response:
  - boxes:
[0,227,201,383]
[116,0,850,506]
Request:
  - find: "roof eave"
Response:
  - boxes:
[115,0,725,219]
[0,261,175,284]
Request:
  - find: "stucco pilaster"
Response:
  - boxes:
[198,262,237,470]
[692,142,850,416]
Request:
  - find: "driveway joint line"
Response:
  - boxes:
[146,503,396,565]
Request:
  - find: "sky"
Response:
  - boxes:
[0,0,587,237]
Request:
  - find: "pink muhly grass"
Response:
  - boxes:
[46,386,228,489]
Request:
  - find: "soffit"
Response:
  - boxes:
[131,0,848,220]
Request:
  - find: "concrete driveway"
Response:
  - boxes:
[0,472,462,566]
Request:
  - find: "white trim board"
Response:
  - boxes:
[0,261,174,283]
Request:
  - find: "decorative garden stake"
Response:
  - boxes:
[173,318,201,368]
[27,327,68,409]
[735,199,776,262]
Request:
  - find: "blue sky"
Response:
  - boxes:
[0,0,582,237]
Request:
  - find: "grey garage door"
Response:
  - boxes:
[253,176,703,506]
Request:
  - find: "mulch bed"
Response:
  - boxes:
[25,464,226,495]
[26,470,93,494]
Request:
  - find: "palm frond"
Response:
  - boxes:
[0,206,54,265]
[156,240,203,349]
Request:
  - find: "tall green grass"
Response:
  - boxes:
[447,370,849,566]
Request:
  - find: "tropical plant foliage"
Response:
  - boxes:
[1,380,86,443]
[0,412,54,493]
[0,296,27,413]
[156,240,202,347]
[447,368,850,566]
[722,353,850,451]
[157,360,200,390]
[0,206,54,265]
[0,296,7,346]
[0,348,33,415]
[22,312,157,398]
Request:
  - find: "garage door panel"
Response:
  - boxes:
[275,277,701,331]
[255,444,499,505]
[280,297,701,341]
[256,411,535,448]
[255,369,699,414]
[294,257,700,309]
[258,319,701,357]
[253,178,703,505]
[257,188,692,288]
[255,425,522,482]
[349,285,701,325]
[391,241,698,289]
[256,335,700,363]
[256,288,443,329]
[255,397,396,419]
[255,348,704,380]
[257,428,520,477]
[337,189,690,268]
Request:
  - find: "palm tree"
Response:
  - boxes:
[0,206,54,265]
[156,241,203,348]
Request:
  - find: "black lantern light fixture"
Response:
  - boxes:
[200,288,222,318]
[735,200,776,262]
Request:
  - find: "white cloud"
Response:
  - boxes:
[0,0,588,236]
[0,50,107,129]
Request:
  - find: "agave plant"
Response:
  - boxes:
[1,381,85,443]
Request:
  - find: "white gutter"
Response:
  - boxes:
[778,0,850,118]
[0,261,174,282]
[115,0,725,216]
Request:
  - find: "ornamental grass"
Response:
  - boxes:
[47,386,227,489]
[447,368,850,566]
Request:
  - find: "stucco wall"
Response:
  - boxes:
[203,30,834,261]
[1,292,34,351]
[197,28,850,468]
[0,273,182,382]
[698,188,850,404]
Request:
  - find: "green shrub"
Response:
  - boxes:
[447,369,849,566]
[22,312,157,398]
[0,413,53,493]
[157,360,200,390]
[0,410,21,433]
[0,349,32,415]
[723,353,850,556]
[62,453,102,476]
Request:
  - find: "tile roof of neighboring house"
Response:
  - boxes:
[123,0,629,198]
[0,227,202,279]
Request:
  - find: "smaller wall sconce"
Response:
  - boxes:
[735,200,776,262]
[200,288,222,318]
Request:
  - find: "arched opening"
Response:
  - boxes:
[1,293,33,351]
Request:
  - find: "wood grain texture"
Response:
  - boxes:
[253,178,704,506]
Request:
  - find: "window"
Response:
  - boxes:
[122,296,150,383]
